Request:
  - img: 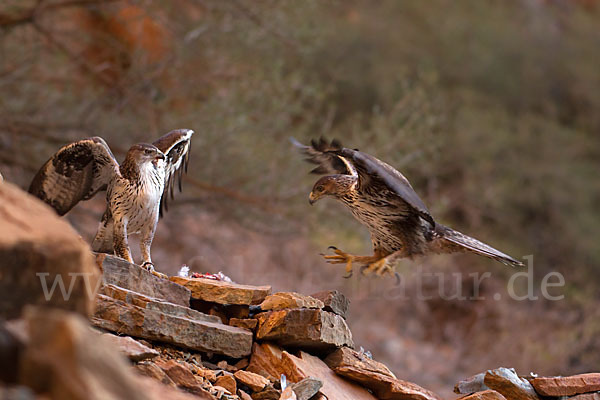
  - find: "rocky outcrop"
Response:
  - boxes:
[0,182,100,319]
[483,368,539,400]
[101,333,159,362]
[18,306,194,400]
[325,347,441,400]
[259,292,323,311]
[459,390,507,400]
[453,368,600,400]
[170,276,271,305]
[98,253,190,307]
[281,350,377,400]
[310,290,349,319]
[93,294,253,358]
[256,309,353,350]
[530,373,600,397]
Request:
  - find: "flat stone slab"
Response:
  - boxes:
[98,254,190,307]
[455,373,489,394]
[484,368,539,400]
[569,393,600,400]
[260,292,324,311]
[256,309,353,350]
[325,347,441,400]
[310,290,349,319]
[93,294,253,358]
[102,333,159,362]
[282,350,377,400]
[100,284,220,324]
[170,276,271,305]
[459,390,507,400]
[531,373,600,397]
[246,342,285,382]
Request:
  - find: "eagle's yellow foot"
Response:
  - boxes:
[141,262,168,279]
[322,246,355,278]
[361,257,395,277]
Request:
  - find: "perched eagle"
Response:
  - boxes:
[29,129,194,276]
[293,137,524,278]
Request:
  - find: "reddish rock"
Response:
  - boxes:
[239,390,253,400]
[459,390,507,400]
[230,318,259,331]
[325,347,440,400]
[455,373,489,394]
[155,359,201,389]
[484,368,539,400]
[325,346,396,380]
[291,377,323,400]
[170,277,271,305]
[531,374,600,397]
[102,333,159,361]
[138,376,207,400]
[281,350,377,400]
[214,374,237,394]
[247,342,285,382]
[19,307,147,400]
[256,309,353,350]
[93,294,253,358]
[234,358,250,371]
[252,386,281,399]
[100,284,220,323]
[569,393,600,400]
[234,370,270,392]
[260,292,324,311]
[0,182,100,319]
[310,290,350,319]
[99,253,190,307]
[134,361,176,387]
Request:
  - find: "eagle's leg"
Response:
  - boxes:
[322,246,379,278]
[361,249,408,278]
[113,218,134,264]
[140,223,167,279]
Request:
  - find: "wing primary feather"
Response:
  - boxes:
[153,129,194,217]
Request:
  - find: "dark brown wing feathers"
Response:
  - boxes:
[290,137,349,175]
[28,137,118,215]
[152,129,194,216]
[340,148,434,225]
[293,137,434,225]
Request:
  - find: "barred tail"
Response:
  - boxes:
[440,226,525,267]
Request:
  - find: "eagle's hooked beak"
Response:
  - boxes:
[156,152,165,160]
[309,191,321,205]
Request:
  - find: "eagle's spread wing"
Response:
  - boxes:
[152,129,194,216]
[290,137,351,175]
[339,148,434,225]
[28,137,119,215]
[294,137,434,226]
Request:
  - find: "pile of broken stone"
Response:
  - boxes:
[91,253,440,400]
[2,181,600,400]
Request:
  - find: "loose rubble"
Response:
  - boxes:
[3,185,600,400]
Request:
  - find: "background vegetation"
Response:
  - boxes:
[1,0,599,396]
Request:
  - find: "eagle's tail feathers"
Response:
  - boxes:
[441,227,524,267]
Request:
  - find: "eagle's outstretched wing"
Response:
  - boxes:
[290,137,350,175]
[152,129,194,216]
[293,137,434,226]
[28,137,119,215]
[339,147,434,225]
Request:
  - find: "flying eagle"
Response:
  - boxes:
[29,129,194,276]
[293,137,524,278]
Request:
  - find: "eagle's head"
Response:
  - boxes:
[128,144,165,167]
[309,175,356,205]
